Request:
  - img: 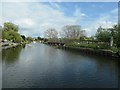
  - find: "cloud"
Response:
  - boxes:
[1,2,118,37]
[0,3,2,26]
[83,9,117,36]
[2,2,80,37]
[15,18,35,28]
[74,6,86,17]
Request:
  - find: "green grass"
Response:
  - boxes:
[66,42,120,53]
[66,42,113,50]
[67,42,98,49]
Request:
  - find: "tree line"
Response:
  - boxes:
[0,22,33,43]
[0,22,120,49]
[95,25,120,48]
[44,24,120,49]
[44,25,85,42]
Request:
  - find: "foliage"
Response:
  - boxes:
[110,47,119,52]
[79,36,95,41]
[67,42,110,50]
[65,25,120,52]
[2,30,22,43]
[95,26,111,42]
[112,25,120,48]
[21,35,26,41]
[37,36,41,40]
[95,25,120,48]
[4,22,19,32]
[26,36,33,42]
[2,22,23,43]
[60,38,79,44]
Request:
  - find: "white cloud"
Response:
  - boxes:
[14,18,35,28]
[2,2,79,37]
[83,9,117,36]
[0,2,2,26]
[1,2,118,37]
[74,6,86,17]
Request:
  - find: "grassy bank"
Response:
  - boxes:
[66,42,120,53]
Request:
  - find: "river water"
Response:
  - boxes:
[1,43,119,88]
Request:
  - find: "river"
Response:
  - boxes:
[1,43,119,88]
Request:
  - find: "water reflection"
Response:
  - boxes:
[67,50,118,78]
[2,45,23,65]
[0,51,2,89]
[118,61,120,88]
[2,43,119,88]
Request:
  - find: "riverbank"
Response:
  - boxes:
[2,43,19,49]
[45,42,120,58]
[1,40,26,50]
[63,46,120,58]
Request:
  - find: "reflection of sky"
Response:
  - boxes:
[2,2,118,37]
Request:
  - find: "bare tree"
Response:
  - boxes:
[62,25,85,39]
[44,28,58,42]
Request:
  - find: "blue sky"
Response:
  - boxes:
[1,2,118,37]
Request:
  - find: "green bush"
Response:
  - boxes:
[110,47,119,52]
[67,42,110,50]
[67,42,97,49]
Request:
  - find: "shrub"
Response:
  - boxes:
[110,47,119,52]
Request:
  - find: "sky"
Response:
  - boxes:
[0,2,118,37]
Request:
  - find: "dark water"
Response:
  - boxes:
[2,43,119,88]
[0,49,2,89]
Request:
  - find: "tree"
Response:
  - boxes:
[21,35,26,41]
[111,24,120,48]
[37,36,41,40]
[2,22,22,43]
[107,25,117,47]
[26,36,33,42]
[117,25,120,47]
[2,30,7,40]
[44,28,58,42]
[95,26,111,42]
[62,25,85,39]
[3,22,19,32]
[5,30,22,43]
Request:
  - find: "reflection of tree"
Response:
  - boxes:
[0,51,2,63]
[86,54,119,85]
[2,45,23,64]
[22,44,26,48]
[118,61,120,88]
[70,50,118,76]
